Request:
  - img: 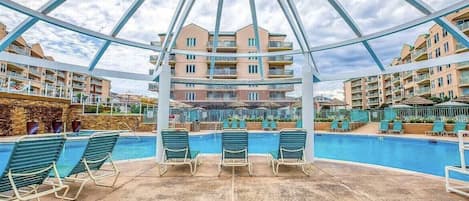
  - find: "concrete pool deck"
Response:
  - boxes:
[37,155,466,201]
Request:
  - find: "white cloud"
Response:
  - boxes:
[0,0,461,98]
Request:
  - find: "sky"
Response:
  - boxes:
[0,0,462,99]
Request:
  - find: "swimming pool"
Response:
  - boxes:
[0,133,468,179]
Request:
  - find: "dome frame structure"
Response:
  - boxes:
[0,0,469,163]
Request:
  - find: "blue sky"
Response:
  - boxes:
[0,0,461,99]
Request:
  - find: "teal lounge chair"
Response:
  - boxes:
[339,120,350,132]
[239,119,246,129]
[231,119,239,129]
[445,121,467,136]
[391,120,403,134]
[426,120,445,136]
[270,129,308,175]
[270,120,278,130]
[0,134,69,201]
[223,119,230,129]
[379,120,389,134]
[219,130,251,175]
[160,129,200,176]
[330,119,339,131]
[262,119,270,130]
[55,132,120,200]
[296,119,302,128]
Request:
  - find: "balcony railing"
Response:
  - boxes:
[392,76,400,82]
[269,96,287,100]
[414,73,430,82]
[385,90,392,95]
[7,71,27,80]
[73,76,86,81]
[207,96,237,101]
[91,80,102,85]
[352,101,362,107]
[416,87,430,95]
[72,83,85,89]
[366,85,378,90]
[269,84,294,90]
[351,88,362,93]
[457,21,469,32]
[268,41,293,48]
[456,42,467,51]
[149,55,158,63]
[352,95,361,100]
[268,69,293,76]
[57,71,65,77]
[45,75,57,81]
[368,99,379,104]
[9,44,29,55]
[367,77,378,82]
[207,40,236,48]
[208,69,237,75]
[268,55,293,62]
[457,61,469,69]
[351,82,361,87]
[393,86,402,93]
[207,56,237,62]
[206,85,237,90]
[367,92,378,97]
[29,68,41,76]
[411,48,427,60]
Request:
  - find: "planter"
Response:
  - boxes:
[278,122,296,129]
[314,122,331,131]
[26,121,39,135]
[72,120,81,132]
[390,123,433,134]
[247,122,262,130]
[52,121,63,133]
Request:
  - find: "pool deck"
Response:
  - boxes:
[38,155,466,201]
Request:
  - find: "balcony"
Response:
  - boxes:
[206,85,237,90]
[457,61,469,70]
[366,85,378,91]
[351,87,362,93]
[45,74,57,82]
[367,92,378,97]
[456,42,468,53]
[414,73,430,84]
[72,83,85,89]
[460,75,469,86]
[268,84,294,91]
[8,44,29,55]
[394,95,402,100]
[91,79,102,85]
[367,77,378,83]
[269,96,287,100]
[457,21,469,33]
[416,86,430,95]
[352,101,362,107]
[8,62,27,71]
[267,55,293,64]
[368,99,379,105]
[207,96,237,101]
[268,69,294,78]
[73,76,86,82]
[384,82,391,88]
[149,68,175,76]
[392,76,400,83]
[352,95,362,100]
[268,41,293,50]
[57,81,65,87]
[385,90,392,96]
[402,71,413,79]
[57,71,66,78]
[207,56,237,64]
[207,40,236,50]
[7,71,27,81]
[206,68,237,78]
[411,48,428,61]
[148,83,175,91]
[29,68,41,77]
[149,55,158,64]
[393,86,402,93]
[351,81,361,87]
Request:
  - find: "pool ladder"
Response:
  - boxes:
[119,122,140,141]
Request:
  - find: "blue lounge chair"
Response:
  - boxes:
[55,132,120,200]
[426,120,445,136]
[391,120,403,134]
[270,129,308,175]
[231,119,239,129]
[262,119,270,130]
[223,119,230,129]
[330,119,339,131]
[239,119,246,129]
[160,129,199,176]
[296,119,302,128]
[379,120,389,134]
[270,120,278,130]
[338,120,350,132]
[0,134,69,201]
[445,121,467,136]
[219,130,251,175]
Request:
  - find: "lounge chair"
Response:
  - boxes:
[0,134,69,201]
[219,129,251,176]
[239,119,246,129]
[160,129,200,176]
[338,120,350,132]
[330,119,339,131]
[262,119,270,130]
[379,120,389,134]
[270,129,309,176]
[223,119,230,129]
[391,120,403,134]
[231,119,239,129]
[296,119,302,128]
[445,122,467,136]
[425,120,445,136]
[54,132,120,200]
[270,120,278,130]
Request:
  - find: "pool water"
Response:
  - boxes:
[1,133,468,179]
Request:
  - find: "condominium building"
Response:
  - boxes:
[148,23,295,108]
[0,22,111,101]
[344,8,469,109]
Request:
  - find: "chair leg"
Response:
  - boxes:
[247,162,252,176]
[55,177,89,200]
[159,164,168,176]
[301,164,310,176]
[217,163,222,177]
[271,160,277,176]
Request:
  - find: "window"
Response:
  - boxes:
[435,48,441,58]
[447,64,451,69]
[248,38,256,47]
[447,74,452,84]
[437,77,443,87]
[185,92,196,101]
[426,39,432,48]
[185,83,195,88]
[248,84,258,88]
[186,54,196,60]
[437,66,442,72]
[248,65,258,74]
[186,38,196,47]
[0,63,5,73]
[439,92,445,98]
[433,33,439,44]
[431,80,435,88]
[186,64,196,73]
[248,51,257,60]
[428,51,432,59]
[449,90,454,98]
[248,92,259,100]
[443,42,449,53]
[442,29,448,37]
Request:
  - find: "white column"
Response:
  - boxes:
[156,63,171,163]
[302,53,314,163]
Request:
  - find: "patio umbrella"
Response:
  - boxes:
[389,104,412,108]
[229,102,248,108]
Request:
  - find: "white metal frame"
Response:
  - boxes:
[159,147,199,176]
[270,147,309,176]
[218,147,252,176]
[445,130,469,197]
